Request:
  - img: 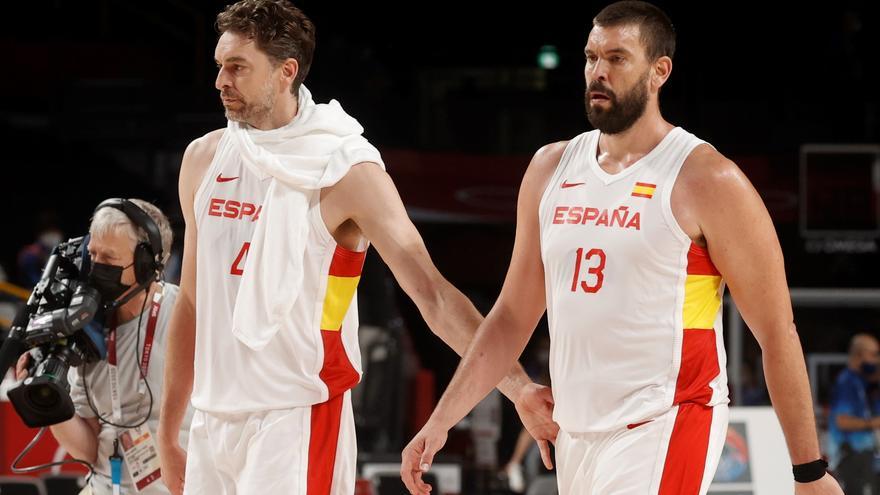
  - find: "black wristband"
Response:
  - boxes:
[792,459,828,483]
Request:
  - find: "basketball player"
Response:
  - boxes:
[401,2,844,494]
[155,1,555,494]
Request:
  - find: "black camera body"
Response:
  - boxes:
[0,236,107,427]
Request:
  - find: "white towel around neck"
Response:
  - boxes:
[227,85,384,350]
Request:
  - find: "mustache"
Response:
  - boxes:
[221,89,243,100]
[585,81,616,101]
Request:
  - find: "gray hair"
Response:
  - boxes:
[89,199,173,264]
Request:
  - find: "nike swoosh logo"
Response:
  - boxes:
[626,420,654,430]
[216,174,239,183]
[561,180,585,189]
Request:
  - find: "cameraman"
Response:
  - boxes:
[16,198,192,495]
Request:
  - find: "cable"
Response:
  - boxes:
[11,427,94,481]
[82,290,154,429]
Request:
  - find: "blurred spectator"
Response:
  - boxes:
[828,333,880,494]
[0,262,20,328]
[739,363,769,406]
[17,219,63,287]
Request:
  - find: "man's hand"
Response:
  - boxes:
[157,437,187,495]
[794,473,843,494]
[15,352,31,381]
[513,383,558,469]
[400,422,449,495]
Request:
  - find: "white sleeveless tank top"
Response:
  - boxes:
[539,127,729,433]
[192,129,365,412]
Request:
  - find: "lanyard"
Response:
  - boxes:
[108,287,163,423]
[110,439,123,494]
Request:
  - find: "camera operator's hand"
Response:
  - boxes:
[158,436,187,495]
[14,352,31,381]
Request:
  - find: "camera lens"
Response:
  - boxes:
[26,383,61,409]
[8,352,77,426]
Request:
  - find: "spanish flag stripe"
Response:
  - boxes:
[321,246,366,332]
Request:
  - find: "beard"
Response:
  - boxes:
[584,70,650,135]
[221,77,275,125]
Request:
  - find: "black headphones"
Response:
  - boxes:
[92,198,164,284]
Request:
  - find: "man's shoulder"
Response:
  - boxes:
[159,282,181,302]
[676,143,752,211]
[679,144,738,182]
[523,140,569,182]
[180,129,225,195]
[520,141,570,199]
[154,283,181,341]
[533,141,569,168]
[186,129,225,164]
[334,160,387,187]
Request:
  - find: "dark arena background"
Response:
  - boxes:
[1,1,878,494]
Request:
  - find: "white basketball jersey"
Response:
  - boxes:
[539,127,729,433]
[192,129,365,413]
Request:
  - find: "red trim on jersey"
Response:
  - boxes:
[307,392,344,495]
[306,241,365,494]
[674,328,719,405]
[319,329,360,398]
[658,403,713,495]
[328,245,367,278]
[686,243,720,276]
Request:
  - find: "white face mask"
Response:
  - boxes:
[38,230,63,250]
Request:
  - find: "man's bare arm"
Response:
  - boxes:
[398,142,566,494]
[687,148,821,463]
[157,130,220,495]
[323,162,537,401]
[48,416,101,463]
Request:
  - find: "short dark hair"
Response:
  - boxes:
[216,0,316,94]
[593,1,675,61]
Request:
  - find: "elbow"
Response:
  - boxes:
[83,447,99,465]
[49,422,99,464]
[755,321,799,350]
[76,439,100,465]
[403,276,447,323]
[54,439,98,465]
[778,321,801,344]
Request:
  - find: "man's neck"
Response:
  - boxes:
[596,107,673,169]
[114,282,157,326]
[249,94,299,131]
